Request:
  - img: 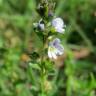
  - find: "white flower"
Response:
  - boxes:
[51,17,65,33]
[48,38,64,59]
[38,19,45,30]
[33,19,45,30]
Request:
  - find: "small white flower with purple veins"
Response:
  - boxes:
[48,38,64,59]
[51,17,65,33]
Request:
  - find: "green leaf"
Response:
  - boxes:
[29,62,41,71]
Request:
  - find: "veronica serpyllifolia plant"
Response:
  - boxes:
[31,0,66,95]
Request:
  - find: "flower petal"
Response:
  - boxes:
[55,44,64,52]
[48,50,52,58]
[52,38,61,46]
[38,23,45,30]
[52,18,64,28]
[51,51,57,59]
[55,27,65,33]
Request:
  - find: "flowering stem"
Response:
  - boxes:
[40,34,48,96]
[40,66,45,95]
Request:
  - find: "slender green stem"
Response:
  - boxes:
[40,34,47,96]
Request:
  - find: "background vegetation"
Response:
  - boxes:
[0,0,96,96]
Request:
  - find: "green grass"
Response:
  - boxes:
[0,0,96,96]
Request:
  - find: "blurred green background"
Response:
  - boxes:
[0,0,96,96]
